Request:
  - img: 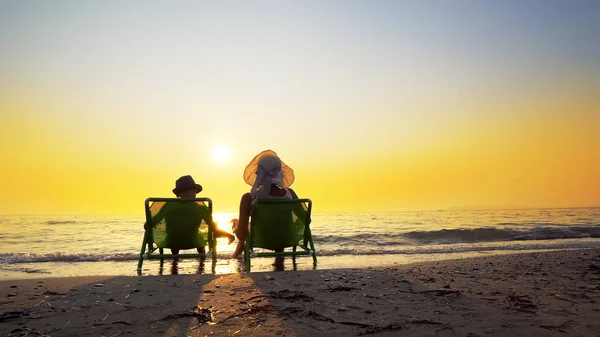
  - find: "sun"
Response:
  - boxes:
[212,145,231,163]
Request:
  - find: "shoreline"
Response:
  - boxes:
[1,248,599,336]
[4,245,600,281]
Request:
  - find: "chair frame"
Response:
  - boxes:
[244,198,317,271]
[137,197,217,273]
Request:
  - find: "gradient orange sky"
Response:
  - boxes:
[1,1,599,214]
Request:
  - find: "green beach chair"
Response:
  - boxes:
[137,197,217,273]
[244,198,317,272]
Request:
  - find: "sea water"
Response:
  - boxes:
[1,208,599,279]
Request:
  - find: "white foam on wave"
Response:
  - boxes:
[3,238,600,264]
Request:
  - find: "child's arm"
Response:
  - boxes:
[144,203,169,230]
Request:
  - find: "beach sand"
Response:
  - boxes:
[1,249,599,337]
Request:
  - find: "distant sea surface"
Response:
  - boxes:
[1,208,599,279]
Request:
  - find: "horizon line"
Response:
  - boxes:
[2,205,599,216]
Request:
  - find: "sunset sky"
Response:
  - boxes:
[1,1,599,214]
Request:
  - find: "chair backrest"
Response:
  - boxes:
[144,198,214,250]
[250,198,312,250]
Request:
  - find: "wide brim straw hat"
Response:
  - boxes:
[243,150,295,187]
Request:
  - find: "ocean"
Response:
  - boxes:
[1,207,600,280]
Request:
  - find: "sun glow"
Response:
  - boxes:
[212,145,232,163]
[212,212,236,232]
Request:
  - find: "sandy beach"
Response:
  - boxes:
[1,249,599,337]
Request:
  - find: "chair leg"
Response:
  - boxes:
[211,239,217,272]
[137,235,147,272]
[308,230,317,266]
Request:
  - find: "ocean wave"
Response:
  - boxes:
[402,226,600,244]
[310,226,600,246]
[3,239,600,263]
[1,253,139,264]
[45,220,89,225]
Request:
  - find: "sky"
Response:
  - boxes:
[1,0,599,214]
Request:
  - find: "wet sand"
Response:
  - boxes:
[1,249,599,336]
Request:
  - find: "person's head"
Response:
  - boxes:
[243,150,295,188]
[243,150,295,198]
[172,175,202,198]
[257,154,284,185]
